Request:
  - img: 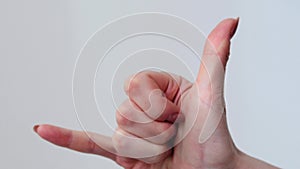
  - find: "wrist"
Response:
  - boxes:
[234,150,279,169]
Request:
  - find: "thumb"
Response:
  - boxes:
[195,18,239,143]
[196,18,239,96]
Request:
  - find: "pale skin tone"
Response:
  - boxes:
[34,18,279,169]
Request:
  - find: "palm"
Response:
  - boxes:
[171,82,237,169]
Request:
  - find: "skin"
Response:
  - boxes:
[34,18,279,169]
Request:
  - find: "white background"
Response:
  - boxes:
[1,0,299,168]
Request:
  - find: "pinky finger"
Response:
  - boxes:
[34,124,117,161]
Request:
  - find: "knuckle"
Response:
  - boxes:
[155,122,169,133]
[128,76,142,92]
[112,131,128,153]
[116,101,134,126]
[125,71,150,95]
[151,124,176,144]
[86,136,96,153]
[116,112,131,126]
[123,75,134,94]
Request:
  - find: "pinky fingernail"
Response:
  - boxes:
[33,125,40,133]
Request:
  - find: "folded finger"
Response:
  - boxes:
[116,108,177,144]
[124,71,182,122]
[112,128,170,159]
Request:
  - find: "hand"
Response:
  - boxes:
[34,18,278,169]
